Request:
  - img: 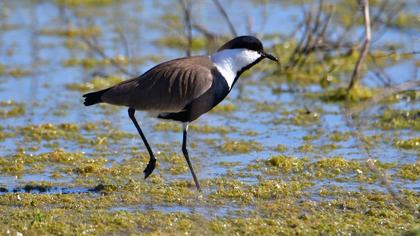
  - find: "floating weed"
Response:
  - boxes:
[395,137,420,150]
[291,110,320,125]
[62,55,142,69]
[39,25,101,37]
[274,108,320,126]
[309,156,362,178]
[0,149,92,175]
[154,35,207,52]
[396,162,419,181]
[211,103,236,114]
[15,123,83,142]
[0,101,25,118]
[220,140,263,154]
[154,122,235,134]
[154,122,180,132]
[320,85,374,102]
[5,67,32,78]
[273,144,287,152]
[54,0,116,7]
[254,101,280,113]
[159,152,189,175]
[265,155,306,174]
[329,131,351,142]
[190,124,235,134]
[377,109,420,130]
[66,75,124,92]
[298,143,313,153]
[240,130,258,136]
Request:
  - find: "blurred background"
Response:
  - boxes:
[0,0,419,234]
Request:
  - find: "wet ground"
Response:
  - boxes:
[0,0,419,235]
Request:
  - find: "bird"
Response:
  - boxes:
[82,35,278,191]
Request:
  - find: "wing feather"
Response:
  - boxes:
[101,56,214,112]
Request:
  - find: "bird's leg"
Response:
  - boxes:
[181,123,201,191]
[128,108,156,179]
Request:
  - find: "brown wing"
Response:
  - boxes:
[101,56,214,112]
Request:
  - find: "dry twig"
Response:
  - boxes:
[81,36,137,77]
[179,0,193,57]
[347,0,371,92]
[212,0,237,37]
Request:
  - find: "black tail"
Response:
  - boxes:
[82,88,110,106]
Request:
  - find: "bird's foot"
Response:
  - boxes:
[143,158,156,179]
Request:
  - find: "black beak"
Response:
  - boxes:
[261,51,278,62]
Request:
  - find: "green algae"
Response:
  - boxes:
[273,144,287,152]
[254,102,281,113]
[395,137,420,151]
[320,85,374,102]
[154,35,207,52]
[220,140,263,154]
[211,103,237,114]
[15,123,84,142]
[378,109,420,131]
[66,75,124,92]
[154,121,236,134]
[0,149,418,235]
[0,101,25,118]
[329,131,351,142]
[266,155,306,174]
[396,162,420,181]
[298,143,313,152]
[54,0,116,7]
[39,25,101,38]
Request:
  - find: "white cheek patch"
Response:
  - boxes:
[210,49,261,89]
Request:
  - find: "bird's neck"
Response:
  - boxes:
[210,49,261,89]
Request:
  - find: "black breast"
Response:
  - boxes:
[158,68,230,122]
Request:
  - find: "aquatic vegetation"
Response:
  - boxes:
[220,140,263,154]
[320,85,374,102]
[265,155,306,173]
[0,101,25,118]
[54,0,116,7]
[66,75,124,92]
[211,103,236,114]
[254,101,280,113]
[273,144,287,152]
[272,108,320,126]
[153,122,181,132]
[309,156,362,178]
[15,123,83,142]
[154,122,235,134]
[396,162,419,181]
[329,131,351,142]
[395,137,420,150]
[378,109,420,130]
[190,124,235,134]
[39,25,101,37]
[0,65,31,78]
[154,36,207,52]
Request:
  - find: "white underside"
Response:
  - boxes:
[210,49,261,89]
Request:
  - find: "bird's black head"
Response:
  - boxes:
[217,35,278,62]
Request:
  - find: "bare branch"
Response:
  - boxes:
[81,35,137,77]
[347,0,371,92]
[212,0,237,37]
[179,0,193,57]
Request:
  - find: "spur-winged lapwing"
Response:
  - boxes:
[83,35,278,191]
